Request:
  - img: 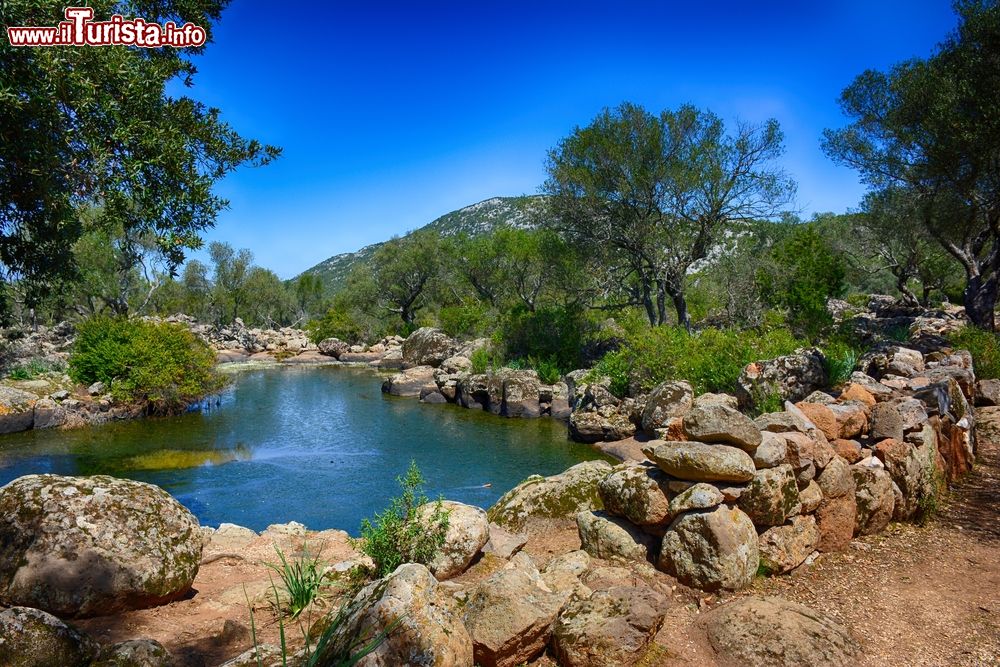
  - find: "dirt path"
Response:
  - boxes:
[656,430,1000,666]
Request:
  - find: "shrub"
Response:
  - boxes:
[470,345,504,375]
[6,358,64,380]
[620,320,805,395]
[948,326,1000,379]
[307,308,368,345]
[438,303,490,338]
[266,544,327,618]
[498,305,586,373]
[822,341,860,386]
[358,461,450,578]
[588,350,631,398]
[68,317,223,413]
[527,356,562,385]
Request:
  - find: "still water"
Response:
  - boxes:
[0,366,603,534]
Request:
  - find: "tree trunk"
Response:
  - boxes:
[666,284,692,332]
[895,272,920,308]
[964,273,998,331]
[641,281,657,326]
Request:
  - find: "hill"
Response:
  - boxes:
[296,195,549,292]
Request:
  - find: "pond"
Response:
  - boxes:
[0,366,604,534]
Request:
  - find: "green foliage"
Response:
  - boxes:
[498,306,586,373]
[358,461,450,578]
[621,321,805,395]
[948,326,1000,379]
[438,303,490,338]
[822,341,860,386]
[589,350,631,398]
[307,307,369,345]
[528,357,562,385]
[469,345,504,375]
[6,358,64,381]
[748,385,785,417]
[265,545,327,619]
[68,317,223,413]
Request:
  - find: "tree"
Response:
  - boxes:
[294,273,326,321]
[822,1,1000,328]
[0,0,279,316]
[544,102,794,329]
[364,230,443,326]
[208,242,254,324]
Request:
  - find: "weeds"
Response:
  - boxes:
[265,544,327,618]
[822,342,860,387]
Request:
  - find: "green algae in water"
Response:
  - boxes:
[0,366,607,534]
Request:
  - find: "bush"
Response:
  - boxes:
[470,344,504,374]
[948,326,1000,379]
[307,308,369,345]
[620,319,805,395]
[68,317,223,413]
[498,305,586,374]
[588,349,631,398]
[358,461,450,578]
[527,356,562,384]
[438,303,490,338]
[822,340,860,386]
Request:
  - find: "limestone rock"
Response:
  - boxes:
[658,505,759,591]
[317,337,349,358]
[576,511,656,564]
[752,431,788,469]
[0,474,202,617]
[704,596,860,667]
[501,371,541,418]
[0,606,99,667]
[668,482,724,515]
[643,440,755,483]
[598,462,671,526]
[852,466,895,536]
[487,461,612,530]
[736,349,828,408]
[0,385,37,434]
[419,501,489,580]
[402,327,455,368]
[682,399,761,452]
[640,381,693,433]
[758,515,820,574]
[381,365,436,397]
[737,464,800,528]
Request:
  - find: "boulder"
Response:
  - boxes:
[658,505,759,591]
[462,553,571,667]
[597,462,671,526]
[737,464,800,528]
[550,583,669,667]
[794,402,838,440]
[815,459,857,552]
[782,432,834,475]
[640,381,694,433]
[668,482,724,515]
[319,563,472,667]
[758,515,821,574]
[457,374,490,410]
[501,371,541,418]
[703,596,860,667]
[831,438,863,464]
[317,337,349,358]
[0,606,99,667]
[576,511,656,564]
[752,432,788,469]
[870,401,905,441]
[418,501,489,580]
[487,460,613,530]
[380,365,435,397]
[852,465,895,536]
[682,398,761,452]
[975,378,1000,406]
[92,639,172,667]
[482,523,528,560]
[754,409,814,435]
[0,475,202,617]
[32,397,66,430]
[840,383,877,407]
[827,402,869,439]
[736,349,828,408]
[402,327,455,368]
[873,438,926,520]
[643,440,755,483]
[568,408,636,443]
[798,480,823,514]
[0,385,37,434]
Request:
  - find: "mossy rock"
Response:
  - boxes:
[0,606,99,667]
[487,461,613,531]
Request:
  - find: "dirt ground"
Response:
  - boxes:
[75,435,1000,667]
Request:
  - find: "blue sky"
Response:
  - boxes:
[183,1,958,278]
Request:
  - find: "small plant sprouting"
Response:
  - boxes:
[265,543,327,618]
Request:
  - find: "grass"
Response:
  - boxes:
[265,544,327,618]
[948,326,1000,379]
[822,341,860,387]
[6,358,64,380]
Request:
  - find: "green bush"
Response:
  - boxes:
[470,345,504,375]
[620,319,805,395]
[307,308,369,345]
[588,349,631,398]
[438,303,490,338]
[821,340,860,386]
[948,326,1000,379]
[358,461,450,578]
[68,317,223,414]
[527,356,562,385]
[498,305,586,374]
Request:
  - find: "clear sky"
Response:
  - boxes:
[184,0,958,278]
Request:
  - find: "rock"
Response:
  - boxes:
[754,409,814,435]
[873,438,925,520]
[737,464,800,528]
[643,440,755,483]
[92,639,172,667]
[319,563,472,667]
[420,388,448,404]
[703,596,860,667]
[218,645,283,667]
[576,511,656,564]
[758,515,821,574]
[0,606,100,667]
[736,349,828,408]
[658,505,759,591]
[381,365,436,397]
[87,381,106,396]
[32,397,65,429]
[551,583,669,667]
[815,459,857,552]
[457,373,490,410]
[817,457,855,499]
[207,523,257,553]
[419,501,489,580]
[794,402,838,440]
[799,479,823,513]
[568,408,636,443]
[317,337,349,358]
[831,438,863,463]
[501,371,541,418]
[752,432,788,469]
[870,401,905,441]
[0,474,202,617]
[782,432,834,474]
[640,381,693,433]
[462,553,571,667]
[852,466,895,536]
[402,327,455,368]
[975,378,1000,406]
[598,462,671,526]
[827,402,869,439]
[668,482,724,514]
[0,385,37,434]
[840,383,877,407]
[439,355,472,373]
[487,460,613,530]
[682,399,761,452]
[482,523,528,560]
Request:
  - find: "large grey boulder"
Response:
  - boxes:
[640,380,693,433]
[682,397,762,452]
[319,563,472,667]
[380,365,435,397]
[0,475,202,617]
[402,327,455,368]
[92,639,173,667]
[576,511,657,564]
[551,583,669,667]
[487,460,613,531]
[569,408,636,443]
[597,461,671,526]
[704,596,860,666]
[737,464,800,528]
[643,440,755,483]
[658,505,759,591]
[736,349,828,408]
[317,337,349,358]
[0,606,99,667]
[418,501,489,580]
[758,515,821,575]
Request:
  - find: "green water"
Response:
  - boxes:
[0,366,604,534]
